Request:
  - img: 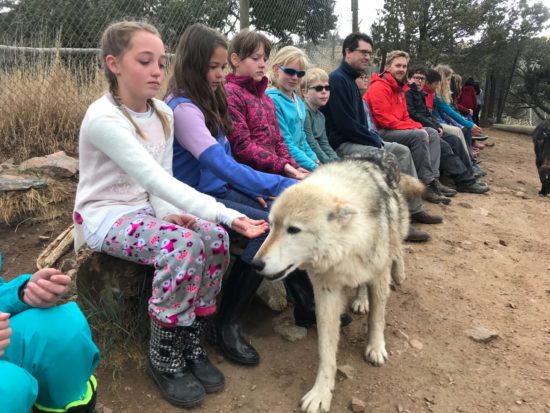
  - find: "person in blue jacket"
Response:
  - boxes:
[266,46,320,171]
[0,254,100,413]
[165,24,322,368]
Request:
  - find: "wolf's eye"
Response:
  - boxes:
[287,226,301,234]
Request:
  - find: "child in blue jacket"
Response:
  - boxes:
[0,254,99,413]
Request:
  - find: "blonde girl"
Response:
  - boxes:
[73,21,267,408]
[266,46,319,171]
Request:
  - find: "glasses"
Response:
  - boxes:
[279,65,306,78]
[353,49,373,57]
[412,75,426,82]
[309,85,331,92]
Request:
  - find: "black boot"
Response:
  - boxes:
[216,258,263,365]
[181,318,225,393]
[285,270,353,328]
[147,320,205,408]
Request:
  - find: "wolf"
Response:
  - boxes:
[533,120,550,196]
[252,151,424,413]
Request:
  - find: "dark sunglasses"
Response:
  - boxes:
[309,85,331,92]
[279,65,306,78]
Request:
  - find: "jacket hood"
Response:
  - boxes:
[370,72,409,93]
[226,73,268,96]
[265,87,295,101]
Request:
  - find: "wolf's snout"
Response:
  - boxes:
[251,258,265,272]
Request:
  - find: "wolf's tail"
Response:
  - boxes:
[399,174,425,197]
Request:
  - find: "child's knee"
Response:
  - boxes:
[0,360,38,412]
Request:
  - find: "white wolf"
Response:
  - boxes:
[252,152,423,413]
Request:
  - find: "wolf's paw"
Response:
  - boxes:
[351,297,369,314]
[364,342,388,366]
[301,386,333,413]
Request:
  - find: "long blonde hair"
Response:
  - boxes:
[268,46,309,87]
[100,21,171,140]
[434,64,453,104]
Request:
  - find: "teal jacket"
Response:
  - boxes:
[0,253,31,314]
[266,89,319,171]
[434,95,474,129]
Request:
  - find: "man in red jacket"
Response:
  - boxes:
[365,51,450,204]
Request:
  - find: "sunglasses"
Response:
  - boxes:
[309,85,331,92]
[279,65,306,78]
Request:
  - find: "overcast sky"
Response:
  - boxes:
[333,0,550,37]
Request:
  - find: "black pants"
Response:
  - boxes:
[439,133,476,185]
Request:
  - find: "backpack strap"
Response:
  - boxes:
[166,96,193,111]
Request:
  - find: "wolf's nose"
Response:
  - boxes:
[251,258,265,272]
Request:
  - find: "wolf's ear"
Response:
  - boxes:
[327,199,357,226]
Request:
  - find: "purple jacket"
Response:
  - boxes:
[225,74,299,175]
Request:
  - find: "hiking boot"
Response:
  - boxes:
[456,181,490,194]
[148,321,205,407]
[405,226,431,242]
[435,180,457,197]
[183,318,225,393]
[410,210,443,225]
[424,181,451,205]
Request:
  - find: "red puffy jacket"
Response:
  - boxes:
[364,72,423,130]
[458,85,477,112]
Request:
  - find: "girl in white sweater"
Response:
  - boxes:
[73,21,267,408]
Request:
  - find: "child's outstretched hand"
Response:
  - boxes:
[0,312,11,356]
[232,217,269,239]
[23,268,71,308]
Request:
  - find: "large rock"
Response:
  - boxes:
[19,151,79,178]
[0,173,47,191]
[256,279,288,311]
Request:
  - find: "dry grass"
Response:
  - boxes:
[0,54,105,163]
[0,179,75,224]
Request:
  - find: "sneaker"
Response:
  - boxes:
[472,141,485,150]
[435,180,457,197]
[456,181,490,194]
[472,135,489,141]
[472,164,487,178]
[405,226,431,242]
[410,210,443,225]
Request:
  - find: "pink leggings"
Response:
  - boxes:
[101,207,230,327]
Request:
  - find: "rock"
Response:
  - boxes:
[479,207,490,217]
[250,384,257,391]
[273,314,307,342]
[337,364,355,380]
[409,339,424,350]
[0,158,15,170]
[507,302,517,309]
[465,326,499,343]
[102,407,113,413]
[516,180,526,185]
[19,151,78,178]
[394,329,410,341]
[350,397,366,412]
[457,202,473,209]
[256,279,288,311]
[515,191,526,198]
[499,239,508,247]
[396,405,404,412]
[0,174,47,192]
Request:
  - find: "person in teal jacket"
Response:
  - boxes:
[267,46,319,171]
[0,254,100,413]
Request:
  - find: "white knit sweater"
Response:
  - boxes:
[73,95,242,251]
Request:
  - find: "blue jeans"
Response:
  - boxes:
[215,189,271,264]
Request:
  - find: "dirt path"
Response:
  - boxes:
[1,129,549,413]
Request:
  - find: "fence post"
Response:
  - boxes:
[351,0,358,32]
[240,0,250,30]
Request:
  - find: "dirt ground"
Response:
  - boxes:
[1,129,549,413]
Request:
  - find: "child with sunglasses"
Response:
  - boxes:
[301,68,339,164]
[266,46,319,171]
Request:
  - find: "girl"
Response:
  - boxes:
[267,46,320,171]
[166,24,317,366]
[225,30,309,180]
[73,21,267,408]
[301,68,339,164]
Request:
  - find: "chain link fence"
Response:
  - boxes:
[0,0,353,162]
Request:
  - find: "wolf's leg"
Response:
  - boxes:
[300,284,345,413]
[391,253,405,285]
[351,284,369,314]
[364,271,390,365]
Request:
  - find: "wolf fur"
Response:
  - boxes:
[252,151,422,413]
[533,120,550,195]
